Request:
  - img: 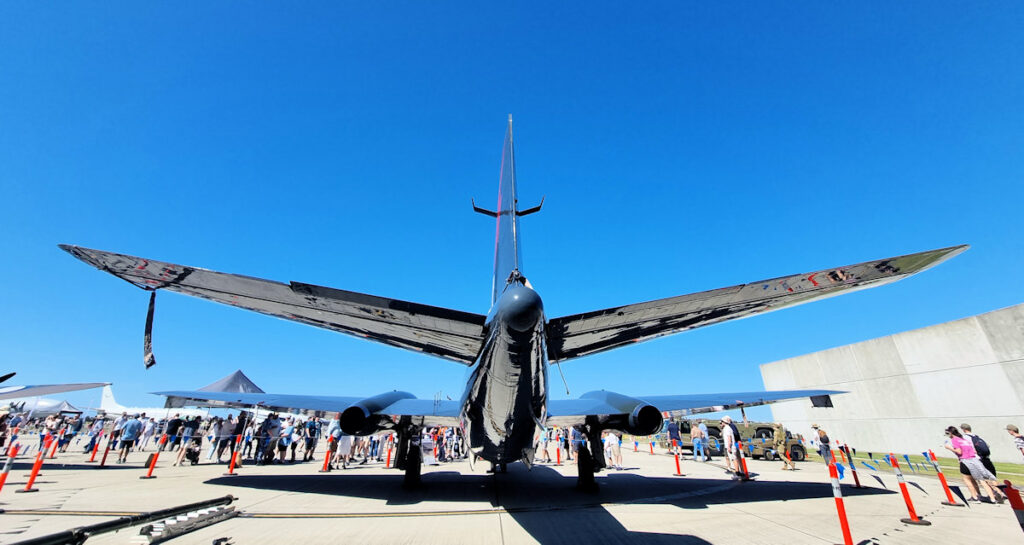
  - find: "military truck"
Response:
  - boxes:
[662,419,807,462]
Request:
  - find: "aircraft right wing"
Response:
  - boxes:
[546,245,967,362]
[545,388,842,428]
[60,245,488,365]
[0,382,110,401]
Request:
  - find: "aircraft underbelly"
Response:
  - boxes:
[463,320,546,464]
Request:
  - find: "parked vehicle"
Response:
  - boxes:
[657,419,806,462]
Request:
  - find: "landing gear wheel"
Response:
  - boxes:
[403,441,422,489]
[576,447,599,493]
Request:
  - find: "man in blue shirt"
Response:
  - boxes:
[666,420,681,455]
[118,414,142,463]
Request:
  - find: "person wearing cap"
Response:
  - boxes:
[1007,424,1024,459]
[720,416,739,475]
[774,423,795,470]
[811,424,833,465]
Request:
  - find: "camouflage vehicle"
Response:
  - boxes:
[662,419,807,462]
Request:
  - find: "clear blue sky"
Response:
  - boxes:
[2,3,1022,417]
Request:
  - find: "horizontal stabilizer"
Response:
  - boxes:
[60,245,488,365]
[546,245,967,362]
[0,382,110,401]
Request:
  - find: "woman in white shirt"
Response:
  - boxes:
[139,418,156,451]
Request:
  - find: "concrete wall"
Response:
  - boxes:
[760,302,1024,463]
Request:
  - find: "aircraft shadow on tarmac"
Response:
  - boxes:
[205,465,893,545]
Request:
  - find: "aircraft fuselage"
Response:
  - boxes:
[461,282,547,464]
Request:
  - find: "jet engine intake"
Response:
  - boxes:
[339,390,415,435]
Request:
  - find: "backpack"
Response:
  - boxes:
[971,434,991,457]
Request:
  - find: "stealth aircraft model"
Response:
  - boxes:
[61,117,966,490]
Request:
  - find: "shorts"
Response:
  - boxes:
[120,439,136,449]
[725,447,736,462]
[961,457,996,481]
[606,440,621,456]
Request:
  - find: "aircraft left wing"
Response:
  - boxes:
[156,389,462,427]
[0,382,110,401]
[546,245,967,362]
[545,388,841,428]
[60,245,488,365]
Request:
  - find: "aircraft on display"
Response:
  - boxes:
[61,117,967,490]
[96,385,209,420]
[2,397,86,418]
[0,376,109,403]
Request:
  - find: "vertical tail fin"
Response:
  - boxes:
[492,115,522,304]
[100,385,121,412]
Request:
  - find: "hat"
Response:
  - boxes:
[721,415,732,423]
[811,424,819,429]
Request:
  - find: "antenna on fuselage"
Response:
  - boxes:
[554,360,570,396]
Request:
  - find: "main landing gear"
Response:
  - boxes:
[394,418,422,489]
[576,421,605,493]
[403,440,422,489]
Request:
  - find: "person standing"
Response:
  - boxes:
[691,422,705,462]
[698,420,711,461]
[162,414,182,452]
[325,413,342,469]
[180,416,196,452]
[774,423,795,470]
[945,426,1004,503]
[109,412,127,450]
[303,418,319,462]
[666,420,681,455]
[1007,424,1024,459]
[960,423,996,477]
[720,416,739,475]
[206,417,222,461]
[139,418,156,451]
[117,414,142,464]
[811,424,833,465]
[606,430,623,470]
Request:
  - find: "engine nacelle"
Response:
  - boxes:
[339,390,416,435]
[578,390,663,436]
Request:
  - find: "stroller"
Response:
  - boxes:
[184,437,202,465]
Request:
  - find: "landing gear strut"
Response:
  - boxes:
[403,439,422,489]
[576,447,598,493]
[394,418,422,489]
[576,421,604,493]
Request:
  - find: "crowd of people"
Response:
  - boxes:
[2,409,1024,497]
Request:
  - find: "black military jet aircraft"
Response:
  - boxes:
[61,117,966,490]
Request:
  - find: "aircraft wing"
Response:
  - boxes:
[156,389,462,426]
[0,382,110,401]
[60,245,488,365]
[546,245,967,362]
[545,388,841,427]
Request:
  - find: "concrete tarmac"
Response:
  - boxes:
[0,444,1020,544]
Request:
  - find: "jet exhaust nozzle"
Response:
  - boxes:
[579,390,664,436]
[338,391,416,435]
